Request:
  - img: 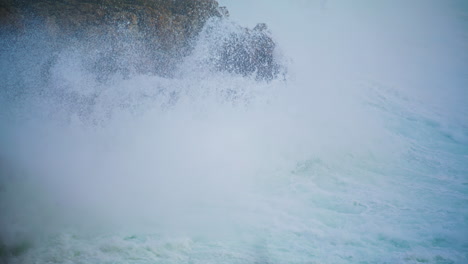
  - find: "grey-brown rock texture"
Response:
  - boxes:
[0,0,282,80]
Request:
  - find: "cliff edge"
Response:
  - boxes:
[0,0,282,80]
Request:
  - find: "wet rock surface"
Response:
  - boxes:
[0,0,283,81]
[217,23,281,81]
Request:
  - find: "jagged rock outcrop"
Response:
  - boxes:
[217,23,280,81]
[0,0,221,51]
[0,0,283,81]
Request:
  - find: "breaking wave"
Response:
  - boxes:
[0,1,467,263]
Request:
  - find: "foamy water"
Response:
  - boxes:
[0,1,467,263]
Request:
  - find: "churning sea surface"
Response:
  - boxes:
[0,0,467,263]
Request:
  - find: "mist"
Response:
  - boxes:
[1,0,467,263]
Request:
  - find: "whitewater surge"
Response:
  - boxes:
[1,0,467,263]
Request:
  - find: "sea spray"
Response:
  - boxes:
[1,0,467,263]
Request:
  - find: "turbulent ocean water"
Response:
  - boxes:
[1,0,467,263]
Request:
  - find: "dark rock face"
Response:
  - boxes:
[0,0,221,50]
[217,23,281,81]
[0,0,283,81]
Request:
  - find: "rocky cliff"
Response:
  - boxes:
[0,0,282,81]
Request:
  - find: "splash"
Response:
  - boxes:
[1,1,467,263]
